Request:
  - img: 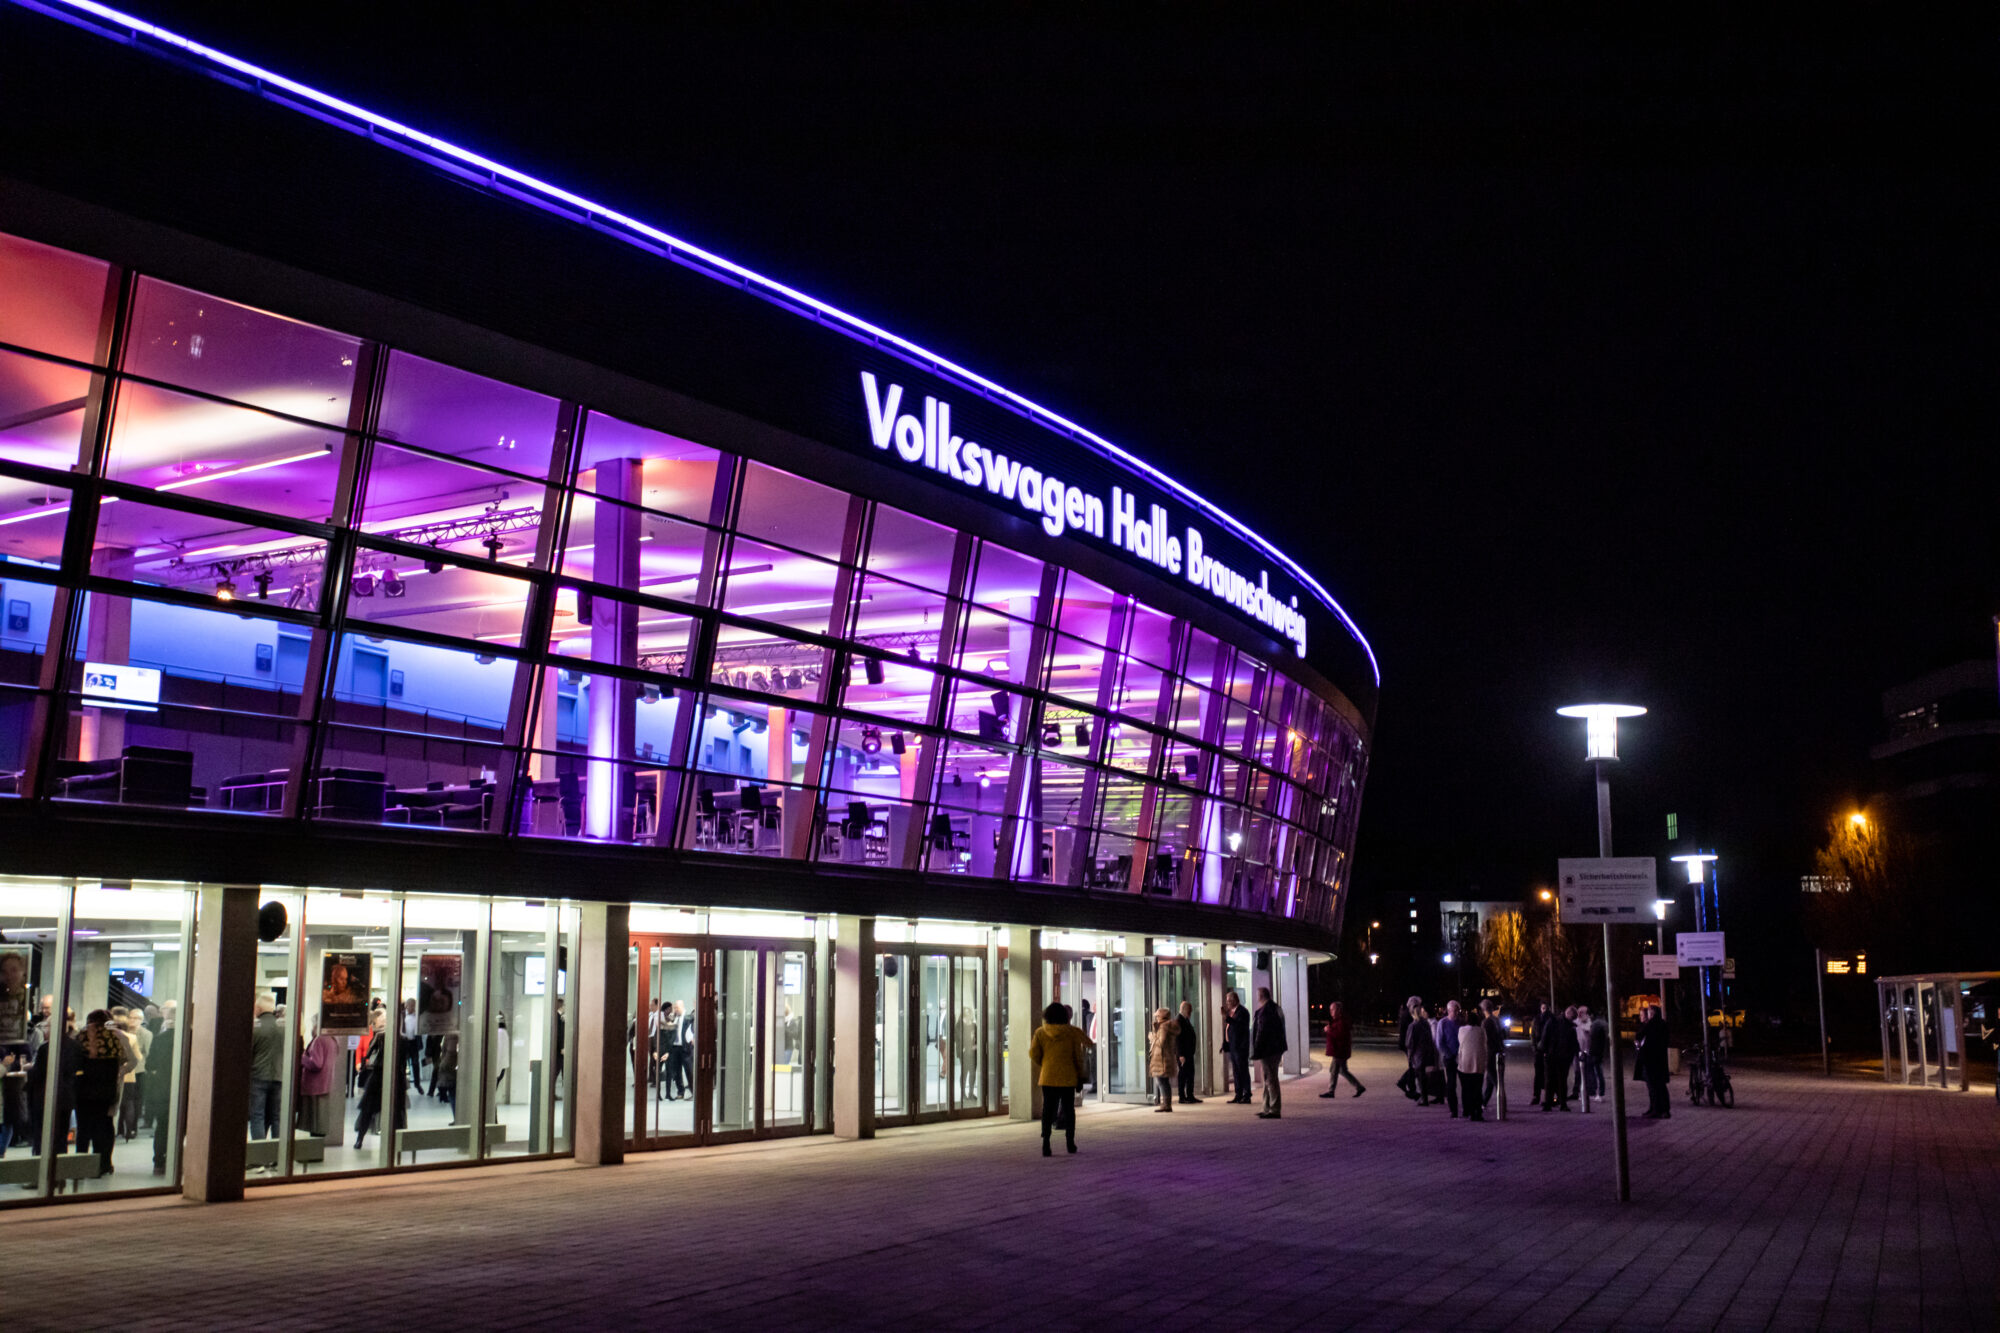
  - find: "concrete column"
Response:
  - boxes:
[832,916,876,1140]
[1006,925,1041,1121]
[181,885,258,1204]
[573,902,628,1166]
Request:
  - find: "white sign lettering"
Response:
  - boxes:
[1556,856,1659,921]
[861,373,1309,656]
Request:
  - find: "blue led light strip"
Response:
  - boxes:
[15,0,1378,686]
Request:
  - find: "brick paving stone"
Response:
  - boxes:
[0,1048,1994,1330]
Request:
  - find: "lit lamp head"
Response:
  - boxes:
[1556,702,1646,761]
[1671,852,1718,884]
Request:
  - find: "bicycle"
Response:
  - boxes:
[1683,1040,1734,1107]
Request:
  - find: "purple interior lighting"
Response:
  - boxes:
[11,0,1377,686]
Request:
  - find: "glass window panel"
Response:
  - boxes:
[327,633,516,737]
[0,232,111,363]
[376,352,560,478]
[931,738,1014,879]
[52,680,305,815]
[1042,632,1111,706]
[1019,751,1090,882]
[395,898,485,1167]
[0,683,35,785]
[686,694,817,859]
[319,724,515,830]
[344,547,529,647]
[1053,572,1116,647]
[1102,719,1162,776]
[818,717,925,866]
[1125,604,1175,671]
[523,668,683,765]
[105,382,345,523]
[838,652,935,722]
[0,878,68,1194]
[968,543,1044,623]
[1030,706,1096,761]
[519,745,674,846]
[0,348,92,471]
[546,585,693,677]
[576,413,720,520]
[952,603,1034,687]
[848,573,948,661]
[0,473,73,565]
[718,539,844,636]
[1220,700,1254,757]
[360,443,549,567]
[734,462,847,560]
[68,592,316,721]
[295,889,396,1175]
[864,504,956,592]
[561,494,711,602]
[1115,655,1171,725]
[125,278,359,425]
[91,498,328,611]
[708,626,830,705]
[1169,679,1218,738]
[944,674,1027,746]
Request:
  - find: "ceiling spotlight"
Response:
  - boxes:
[1183,755,1199,777]
[990,690,1010,718]
[214,577,237,602]
[751,672,768,693]
[351,573,376,598]
[861,726,882,755]
[787,670,804,691]
[252,569,274,601]
[864,658,885,686]
[381,568,405,598]
[952,773,963,788]
[1074,722,1091,749]
[424,544,444,575]
[639,684,662,704]
[1041,723,1061,747]
[888,731,906,756]
[978,774,992,790]
[733,672,748,689]
[481,534,505,560]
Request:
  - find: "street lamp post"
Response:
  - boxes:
[1557,701,1644,1203]
[1672,851,1721,1071]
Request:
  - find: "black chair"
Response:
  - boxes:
[557,770,583,836]
[312,768,387,821]
[843,801,872,838]
[929,813,954,851]
[56,745,194,807]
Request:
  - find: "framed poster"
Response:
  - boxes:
[416,953,462,1035]
[319,951,372,1035]
[0,945,31,1043]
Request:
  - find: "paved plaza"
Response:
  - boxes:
[3,1046,1994,1331]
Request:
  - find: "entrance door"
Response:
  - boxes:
[628,936,813,1149]
[1103,955,1154,1102]
[876,947,989,1126]
[1041,955,1099,1097]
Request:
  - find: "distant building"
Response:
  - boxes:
[1871,649,2000,809]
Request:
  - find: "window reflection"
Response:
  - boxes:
[125,279,359,426]
[376,353,560,478]
[104,382,345,523]
[0,349,92,471]
[0,233,111,364]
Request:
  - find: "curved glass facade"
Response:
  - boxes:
[0,228,1366,931]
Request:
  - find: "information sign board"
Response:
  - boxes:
[1676,932,1726,968]
[1642,954,1679,980]
[1556,857,1659,922]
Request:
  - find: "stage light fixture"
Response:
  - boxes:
[1041,723,1061,747]
[252,569,274,600]
[214,577,236,602]
[888,731,906,755]
[990,690,1010,718]
[864,658,885,685]
[351,573,376,598]
[424,544,445,575]
[751,672,768,692]
[381,568,405,598]
[1074,722,1091,748]
[861,726,882,755]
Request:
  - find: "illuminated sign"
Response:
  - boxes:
[862,373,1310,656]
[81,662,161,713]
[1824,952,1867,976]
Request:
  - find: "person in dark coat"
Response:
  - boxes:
[145,1002,178,1175]
[75,1010,132,1177]
[1529,1000,1553,1104]
[1250,987,1288,1119]
[1636,1004,1673,1118]
[1479,999,1506,1108]
[1220,990,1251,1104]
[1395,996,1424,1099]
[1174,1000,1201,1104]
[1539,1005,1578,1111]
[353,1011,409,1149]
[1404,1004,1439,1106]
[28,1015,81,1163]
[1319,1000,1363,1098]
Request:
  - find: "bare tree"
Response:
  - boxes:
[1478,909,1537,1005]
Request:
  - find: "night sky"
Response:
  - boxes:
[115,4,1994,1001]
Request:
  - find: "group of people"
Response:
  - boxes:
[1394,996,1497,1121]
[1030,986,1291,1156]
[0,997,179,1180]
[1525,1000,1610,1113]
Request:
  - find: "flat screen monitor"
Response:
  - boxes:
[81,662,161,713]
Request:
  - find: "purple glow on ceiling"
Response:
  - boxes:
[13,0,1378,687]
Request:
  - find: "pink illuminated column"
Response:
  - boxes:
[586,459,642,838]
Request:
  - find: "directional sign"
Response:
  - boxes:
[1676,931,1726,968]
[1557,857,1659,922]
[1643,954,1679,980]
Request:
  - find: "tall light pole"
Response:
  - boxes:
[1672,851,1720,1065]
[1557,701,1644,1203]
[1537,887,1557,1010]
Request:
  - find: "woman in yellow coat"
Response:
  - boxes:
[1028,1002,1090,1156]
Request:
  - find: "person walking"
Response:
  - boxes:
[1028,1002,1090,1155]
[1457,1008,1490,1121]
[1636,1003,1672,1118]
[1479,999,1505,1108]
[248,994,284,1140]
[1147,1008,1179,1112]
[1320,1000,1363,1098]
[1405,1004,1439,1106]
[75,1010,132,1178]
[1539,1004,1578,1111]
[1439,1001,1464,1117]
[1174,1000,1201,1104]
[1220,990,1252,1105]
[1251,987,1288,1119]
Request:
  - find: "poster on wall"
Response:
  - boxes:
[416,953,462,1036]
[319,952,371,1035]
[0,945,32,1043]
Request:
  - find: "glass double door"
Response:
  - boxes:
[628,936,812,1148]
[1051,955,1204,1103]
[876,950,986,1124]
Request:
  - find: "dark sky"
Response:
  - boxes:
[123,3,1995,977]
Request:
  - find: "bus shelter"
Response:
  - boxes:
[1877,972,2000,1091]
